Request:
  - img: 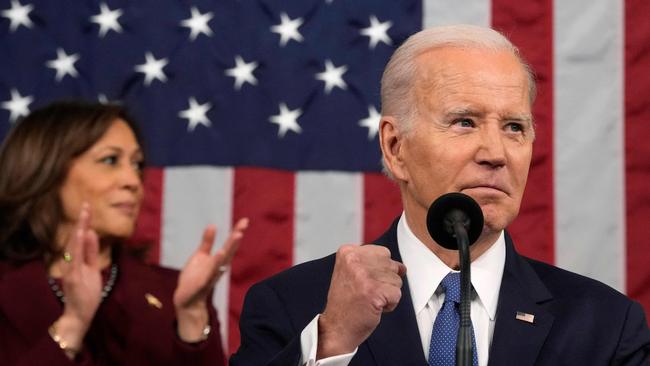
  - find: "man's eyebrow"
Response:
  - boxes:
[503,114,533,123]
[445,108,533,123]
[444,107,484,118]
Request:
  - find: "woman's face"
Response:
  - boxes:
[59,119,144,240]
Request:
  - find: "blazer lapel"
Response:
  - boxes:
[366,219,428,366]
[487,234,554,366]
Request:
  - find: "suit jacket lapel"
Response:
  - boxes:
[365,219,428,366]
[488,234,554,366]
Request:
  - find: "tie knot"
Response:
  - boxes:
[440,272,461,304]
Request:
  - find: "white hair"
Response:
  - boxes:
[380,24,536,134]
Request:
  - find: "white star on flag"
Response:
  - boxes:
[360,15,392,49]
[90,3,123,38]
[1,0,34,32]
[46,48,80,82]
[134,52,169,86]
[358,105,381,139]
[225,56,258,90]
[315,59,348,94]
[269,102,302,138]
[270,12,304,47]
[180,6,214,41]
[1,88,33,123]
[179,97,212,131]
[97,94,122,105]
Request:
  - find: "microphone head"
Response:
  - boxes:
[426,192,484,250]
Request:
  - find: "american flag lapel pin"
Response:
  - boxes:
[515,311,535,324]
[145,293,163,309]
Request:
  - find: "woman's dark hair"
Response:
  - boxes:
[0,100,144,262]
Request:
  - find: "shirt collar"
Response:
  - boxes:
[397,212,505,321]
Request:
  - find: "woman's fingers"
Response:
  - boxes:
[197,224,217,254]
[84,229,100,269]
[70,203,90,270]
[215,217,249,266]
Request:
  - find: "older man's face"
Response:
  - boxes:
[397,47,534,234]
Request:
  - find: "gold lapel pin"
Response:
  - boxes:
[515,311,535,324]
[145,293,163,309]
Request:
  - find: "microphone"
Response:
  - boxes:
[426,192,484,366]
[426,192,483,250]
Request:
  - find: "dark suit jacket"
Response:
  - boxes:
[230,219,650,366]
[0,248,225,366]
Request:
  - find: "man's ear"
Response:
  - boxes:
[379,116,408,182]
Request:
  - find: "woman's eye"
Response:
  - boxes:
[99,156,118,165]
[133,160,145,172]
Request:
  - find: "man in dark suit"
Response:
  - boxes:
[230,24,650,366]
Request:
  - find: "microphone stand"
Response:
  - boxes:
[450,211,473,366]
[427,192,483,366]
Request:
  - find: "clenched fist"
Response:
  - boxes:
[317,244,407,359]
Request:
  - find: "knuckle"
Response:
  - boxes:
[387,287,402,305]
[393,275,403,288]
[344,251,362,267]
[372,246,390,257]
[337,245,358,262]
[372,297,386,311]
[338,244,356,254]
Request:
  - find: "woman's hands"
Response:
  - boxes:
[49,204,250,347]
[173,218,249,342]
[51,203,102,358]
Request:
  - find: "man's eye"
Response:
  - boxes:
[506,123,524,132]
[454,118,474,128]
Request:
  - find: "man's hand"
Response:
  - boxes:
[317,244,407,359]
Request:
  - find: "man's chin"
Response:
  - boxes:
[479,205,515,233]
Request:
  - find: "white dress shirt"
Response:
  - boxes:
[398,213,505,366]
[299,213,506,366]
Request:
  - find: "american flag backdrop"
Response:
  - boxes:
[0,0,648,355]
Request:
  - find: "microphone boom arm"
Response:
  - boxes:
[453,218,473,366]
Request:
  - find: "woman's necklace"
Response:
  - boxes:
[48,263,119,303]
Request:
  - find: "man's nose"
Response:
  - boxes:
[475,124,507,168]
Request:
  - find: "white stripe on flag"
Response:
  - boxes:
[553,0,625,291]
[294,172,362,264]
[423,0,491,27]
[161,166,234,349]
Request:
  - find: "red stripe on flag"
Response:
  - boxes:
[363,173,402,242]
[228,167,295,354]
[625,0,650,315]
[492,0,555,264]
[130,167,163,264]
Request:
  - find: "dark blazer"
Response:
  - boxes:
[0,249,225,366]
[230,219,650,366]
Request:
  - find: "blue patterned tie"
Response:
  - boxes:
[428,272,478,366]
